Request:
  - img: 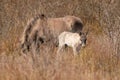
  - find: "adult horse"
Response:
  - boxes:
[21,14,83,53]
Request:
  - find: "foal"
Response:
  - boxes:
[57,31,87,56]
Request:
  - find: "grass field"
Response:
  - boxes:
[0,0,120,80]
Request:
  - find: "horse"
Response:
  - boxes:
[57,31,87,56]
[21,14,83,53]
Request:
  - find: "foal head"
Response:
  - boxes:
[79,32,88,47]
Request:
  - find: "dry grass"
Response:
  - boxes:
[0,29,120,80]
[0,0,120,80]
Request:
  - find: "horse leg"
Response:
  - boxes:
[57,45,63,54]
[73,46,78,56]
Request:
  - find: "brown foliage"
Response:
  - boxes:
[0,0,120,80]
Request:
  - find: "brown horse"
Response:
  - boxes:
[21,14,83,53]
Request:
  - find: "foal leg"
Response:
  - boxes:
[57,44,65,60]
[56,45,63,66]
[73,47,78,56]
[57,45,63,54]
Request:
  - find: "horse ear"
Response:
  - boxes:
[85,29,89,36]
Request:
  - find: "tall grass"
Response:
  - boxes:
[0,27,120,80]
[0,40,119,80]
[0,0,120,80]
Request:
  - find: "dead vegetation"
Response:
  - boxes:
[0,0,120,80]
